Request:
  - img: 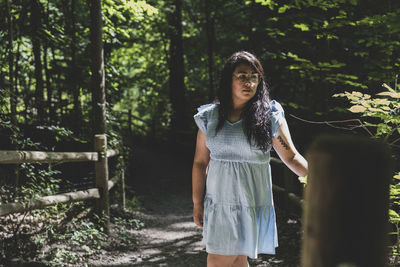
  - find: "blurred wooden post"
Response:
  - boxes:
[301,135,392,267]
[94,134,110,233]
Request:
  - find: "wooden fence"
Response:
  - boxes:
[0,134,125,233]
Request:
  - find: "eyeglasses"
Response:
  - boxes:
[232,73,260,84]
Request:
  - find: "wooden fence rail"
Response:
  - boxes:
[0,151,99,164]
[0,134,124,233]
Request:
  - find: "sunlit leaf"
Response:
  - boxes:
[348,105,366,113]
[360,101,371,108]
[390,209,400,217]
[375,99,390,105]
[368,107,386,113]
[294,23,310,31]
[351,91,363,97]
[382,83,395,92]
[298,176,307,186]
[376,92,400,98]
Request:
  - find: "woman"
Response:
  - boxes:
[192,51,308,267]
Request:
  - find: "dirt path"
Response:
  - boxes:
[115,192,207,266]
[89,191,301,267]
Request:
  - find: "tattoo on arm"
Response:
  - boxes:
[277,136,290,150]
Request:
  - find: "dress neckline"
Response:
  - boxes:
[225,119,242,125]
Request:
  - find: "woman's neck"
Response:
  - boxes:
[232,99,247,112]
[227,102,246,123]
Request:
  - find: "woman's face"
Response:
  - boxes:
[231,63,259,106]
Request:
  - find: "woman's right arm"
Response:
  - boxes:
[192,129,210,227]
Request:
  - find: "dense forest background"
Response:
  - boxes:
[1,0,399,153]
[1,0,400,265]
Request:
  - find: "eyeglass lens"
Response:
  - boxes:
[237,74,259,83]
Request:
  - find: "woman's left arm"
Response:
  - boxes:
[272,118,308,177]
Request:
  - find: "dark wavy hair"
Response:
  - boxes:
[216,51,273,152]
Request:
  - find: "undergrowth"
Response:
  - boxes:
[0,200,144,266]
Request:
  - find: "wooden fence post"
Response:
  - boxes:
[301,135,392,267]
[94,134,110,233]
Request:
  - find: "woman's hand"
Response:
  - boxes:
[193,203,204,227]
[192,129,209,228]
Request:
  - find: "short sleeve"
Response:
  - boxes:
[270,100,285,137]
[193,104,215,133]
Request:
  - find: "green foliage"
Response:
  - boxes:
[0,200,114,265]
[389,180,400,260]
[30,203,107,266]
[114,215,144,230]
[20,163,62,199]
[2,0,399,140]
[40,213,107,265]
[254,0,276,10]
[333,85,400,145]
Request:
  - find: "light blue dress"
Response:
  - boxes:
[193,100,285,259]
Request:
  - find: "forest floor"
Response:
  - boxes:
[87,143,302,267]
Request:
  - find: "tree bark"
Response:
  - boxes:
[14,33,21,117]
[71,0,82,133]
[89,0,107,135]
[43,46,52,123]
[6,0,16,123]
[30,0,45,120]
[168,0,187,134]
[42,4,53,124]
[6,7,14,115]
[205,0,215,101]
[49,46,58,122]
[64,0,82,134]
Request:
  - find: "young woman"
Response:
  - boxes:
[192,51,308,267]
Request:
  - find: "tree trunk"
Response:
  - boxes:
[48,46,57,123]
[30,0,45,120]
[71,0,82,133]
[42,4,53,124]
[42,46,52,123]
[6,0,16,123]
[14,34,21,117]
[89,0,107,135]
[248,0,256,51]
[168,0,187,134]
[49,46,62,121]
[64,0,82,134]
[205,0,215,101]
